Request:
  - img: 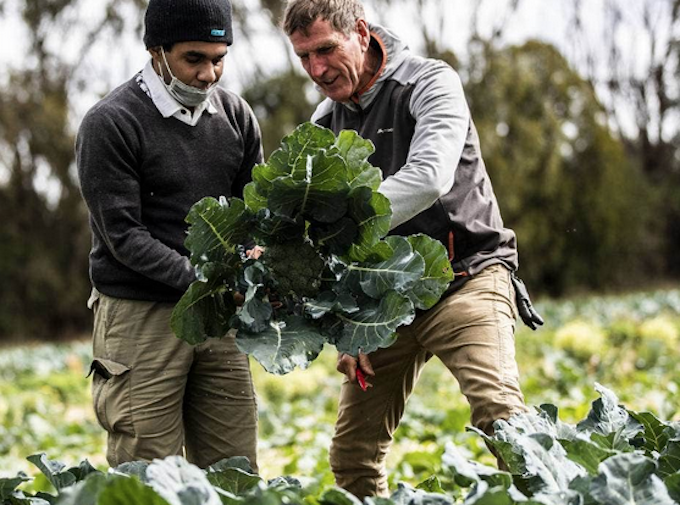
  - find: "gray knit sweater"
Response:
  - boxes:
[76,77,262,302]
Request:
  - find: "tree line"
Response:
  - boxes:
[0,0,678,341]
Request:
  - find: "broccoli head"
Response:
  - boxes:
[262,239,326,299]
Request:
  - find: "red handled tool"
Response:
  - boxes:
[356,368,368,391]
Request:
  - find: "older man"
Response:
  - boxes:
[283,0,542,498]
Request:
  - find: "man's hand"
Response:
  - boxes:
[337,352,375,390]
[233,289,282,309]
[246,245,265,260]
[511,273,544,330]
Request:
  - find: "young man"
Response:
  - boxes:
[283,0,543,498]
[76,0,262,469]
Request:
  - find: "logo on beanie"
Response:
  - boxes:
[211,29,226,36]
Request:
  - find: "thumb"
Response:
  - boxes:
[357,352,375,376]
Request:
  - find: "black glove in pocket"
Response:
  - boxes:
[511,273,544,330]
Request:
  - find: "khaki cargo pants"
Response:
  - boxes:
[89,291,258,469]
[329,264,528,498]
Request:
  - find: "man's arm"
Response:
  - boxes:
[76,107,195,292]
[379,63,470,229]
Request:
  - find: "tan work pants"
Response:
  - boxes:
[89,292,258,469]
[329,264,527,498]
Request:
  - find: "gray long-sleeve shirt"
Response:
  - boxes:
[76,72,262,302]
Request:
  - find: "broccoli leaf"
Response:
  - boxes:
[236,316,326,374]
[251,123,336,198]
[345,187,392,262]
[303,291,359,320]
[242,181,268,212]
[274,122,337,176]
[627,410,673,454]
[560,437,616,475]
[232,283,273,334]
[309,216,359,256]
[184,197,252,268]
[206,467,262,496]
[666,472,680,503]
[334,130,382,191]
[0,473,30,500]
[658,440,680,477]
[333,290,415,356]
[250,160,288,199]
[27,453,77,491]
[590,454,675,505]
[334,129,373,167]
[171,275,236,345]
[252,209,305,244]
[404,234,454,309]
[345,236,424,299]
[577,383,644,453]
[232,260,272,332]
[267,150,350,223]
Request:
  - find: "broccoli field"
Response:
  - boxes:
[1,288,679,503]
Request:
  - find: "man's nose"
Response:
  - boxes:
[198,62,218,84]
[309,54,326,79]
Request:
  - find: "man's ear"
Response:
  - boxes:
[356,19,370,51]
[148,47,164,76]
[148,46,161,60]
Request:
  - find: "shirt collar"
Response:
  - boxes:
[344,23,409,111]
[350,31,387,105]
[142,60,218,124]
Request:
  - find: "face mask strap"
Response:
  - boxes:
[160,47,176,82]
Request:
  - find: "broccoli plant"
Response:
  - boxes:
[171,122,453,374]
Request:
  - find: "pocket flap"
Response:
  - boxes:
[87,358,130,379]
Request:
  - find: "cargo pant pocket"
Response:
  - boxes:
[89,358,134,436]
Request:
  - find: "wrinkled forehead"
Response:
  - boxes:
[289,18,348,52]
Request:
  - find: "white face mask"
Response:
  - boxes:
[158,47,217,108]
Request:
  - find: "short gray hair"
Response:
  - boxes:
[282,0,366,36]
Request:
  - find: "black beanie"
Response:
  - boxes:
[144,0,233,48]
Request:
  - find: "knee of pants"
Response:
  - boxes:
[329,440,389,499]
[185,420,259,471]
[330,434,382,472]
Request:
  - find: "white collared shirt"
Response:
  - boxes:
[141,60,218,126]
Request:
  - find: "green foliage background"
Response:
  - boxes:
[464,40,657,294]
[1,290,679,493]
